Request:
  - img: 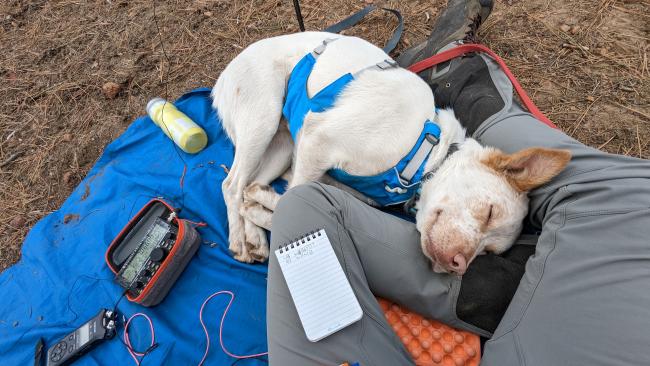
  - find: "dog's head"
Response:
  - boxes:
[415,140,570,275]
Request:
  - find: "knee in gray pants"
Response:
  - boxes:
[268,182,416,365]
[271,183,343,250]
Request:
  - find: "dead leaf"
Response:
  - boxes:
[102,82,121,99]
[10,216,26,228]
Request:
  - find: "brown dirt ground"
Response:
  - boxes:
[1,0,648,271]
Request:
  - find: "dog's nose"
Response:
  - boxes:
[448,253,467,275]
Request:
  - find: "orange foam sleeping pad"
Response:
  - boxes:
[377,298,480,366]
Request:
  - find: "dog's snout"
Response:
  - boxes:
[423,209,476,275]
[449,253,467,274]
[431,249,470,275]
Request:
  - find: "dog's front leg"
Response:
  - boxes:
[288,142,330,189]
[239,125,293,232]
[221,126,283,263]
[222,175,251,262]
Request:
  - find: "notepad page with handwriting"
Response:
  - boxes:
[275,229,363,342]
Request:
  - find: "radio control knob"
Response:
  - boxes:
[150,247,167,263]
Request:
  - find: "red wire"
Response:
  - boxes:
[123,291,267,366]
[184,219,208,228]
[179,164,188,189]
[198,290,269,365]
[123,313,156,366]
[407,43,558,129]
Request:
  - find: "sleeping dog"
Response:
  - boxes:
[211,32,570,274]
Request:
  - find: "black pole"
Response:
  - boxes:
[292,0,306,32]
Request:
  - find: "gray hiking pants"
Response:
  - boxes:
[266,54,650,365]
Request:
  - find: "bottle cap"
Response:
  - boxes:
[146,97,167,116]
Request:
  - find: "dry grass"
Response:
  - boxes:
[0,0,648,271]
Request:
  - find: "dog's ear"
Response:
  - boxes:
[482,147,571,192]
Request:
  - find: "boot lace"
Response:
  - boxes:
[463,14,483,43]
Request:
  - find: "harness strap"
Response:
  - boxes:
[403,142,460,216]
[323,5,403,54]
[312,38,338,58]
[399,133,439,182]
[352,59,398,78]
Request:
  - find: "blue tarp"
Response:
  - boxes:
[0,88,272,365]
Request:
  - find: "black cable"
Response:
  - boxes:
[66,274,116,323]
[152,0,188,210]
[117,326,159,366]
[112,289,129,315]
[135,343,159,365]
[292,0,305,32]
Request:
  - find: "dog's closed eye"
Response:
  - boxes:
[477,204,494,232]
[431,208,443,225]
[486,204,493,225]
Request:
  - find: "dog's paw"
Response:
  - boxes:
[246,240,269,263]
[243,218,269,263]
[228,223,255,263]
[240,200,273,231]
[233,250,256,263]
[244,183,281,211]
[229,240,255,263]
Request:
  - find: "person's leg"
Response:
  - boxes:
[267,182,495,365]
[422,46,650,365]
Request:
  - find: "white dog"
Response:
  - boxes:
[212,32,570,274]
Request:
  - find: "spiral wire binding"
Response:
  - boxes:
[278,230,322,253]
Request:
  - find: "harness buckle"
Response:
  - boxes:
[313,38,337,56]
[376,59,398,70]
[313,44,327,56]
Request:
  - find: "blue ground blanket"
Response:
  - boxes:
[0,88,272,365]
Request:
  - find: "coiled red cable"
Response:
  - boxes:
[123,291,268,366]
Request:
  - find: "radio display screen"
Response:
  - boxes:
[121,219,169,284]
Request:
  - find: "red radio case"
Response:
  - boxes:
[105,198,201,307]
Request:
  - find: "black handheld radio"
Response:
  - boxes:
[45,309,116,366]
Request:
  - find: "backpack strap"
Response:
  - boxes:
[323,5,403,54]
[514,234,540,246]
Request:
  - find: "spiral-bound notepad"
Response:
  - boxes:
[275,229,363,342]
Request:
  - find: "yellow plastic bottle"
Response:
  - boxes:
[146,97,208,154]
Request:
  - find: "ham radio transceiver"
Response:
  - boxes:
[105,199,201,306]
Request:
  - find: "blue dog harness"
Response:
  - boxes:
[282,38,442,206]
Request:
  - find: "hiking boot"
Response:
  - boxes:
[397,0,493,77]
